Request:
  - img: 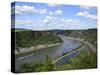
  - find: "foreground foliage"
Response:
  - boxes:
[19,49,97,72]
[55,50,97,70]
[20,55,54,72]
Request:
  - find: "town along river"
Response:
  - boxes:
[15,35,83,71]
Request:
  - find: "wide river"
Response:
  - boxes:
[15,35,83,71]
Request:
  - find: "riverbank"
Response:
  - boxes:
[59,35,96,52]
[52,44,85,64]
[15,43,62,58]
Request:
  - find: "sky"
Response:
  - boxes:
[11,2,97,30]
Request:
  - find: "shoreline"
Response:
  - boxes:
[52,44,85,64]
[15,43,62,58]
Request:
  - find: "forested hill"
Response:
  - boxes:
[64,29,97,47]
[12,28,97,49]
[12,29,62,48]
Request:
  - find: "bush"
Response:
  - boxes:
[56,50,97,70]
[20,55,54,72]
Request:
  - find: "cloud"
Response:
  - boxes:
[15,20,33,26]
[55,9,63,15]
[14,15,83,30]
[48,12,53,15]
[78,5,97,21]
[63,19,81,26]
[80,5,92,10]
[15,10,22,14]
[47,3,62,7]
[12,5,47,15]
[41,16,82,29]
[48,9,63,16]
[43,16,58,24]
[14,15,97,30]
[76,11,97,20]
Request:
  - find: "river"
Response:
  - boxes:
[15,35,83,71]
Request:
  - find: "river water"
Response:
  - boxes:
[15,35,83,71]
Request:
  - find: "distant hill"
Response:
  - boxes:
[64,28,97,47]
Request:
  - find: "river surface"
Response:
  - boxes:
[15,35,83,71]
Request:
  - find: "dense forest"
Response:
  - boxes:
[64,29,97,47]
[12,29,62,49]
